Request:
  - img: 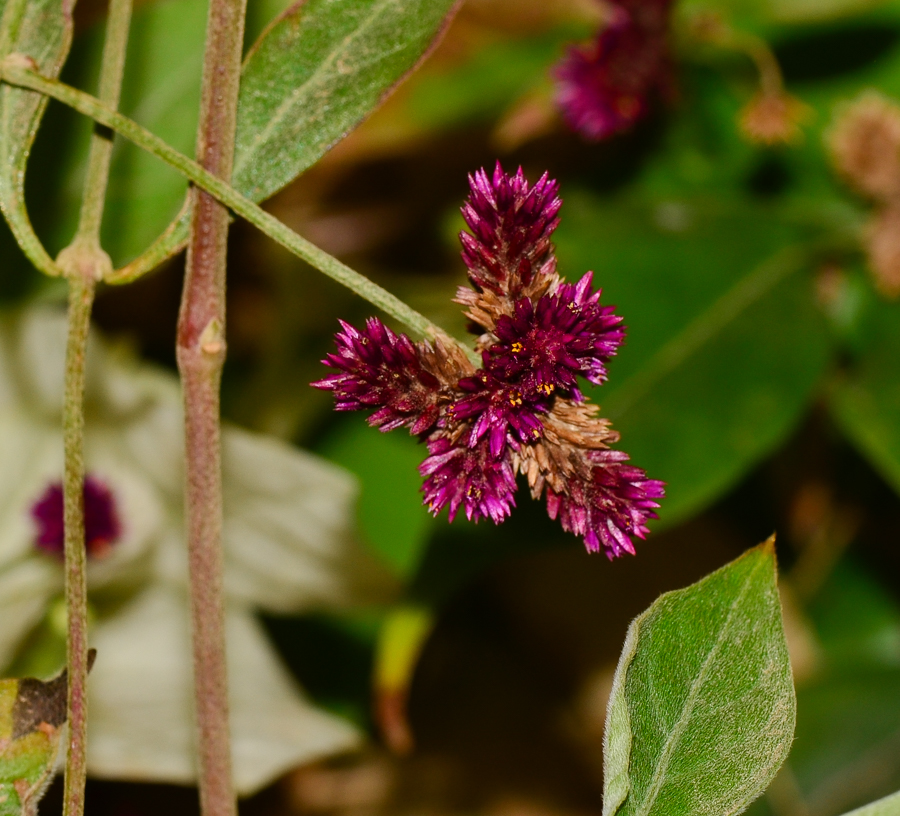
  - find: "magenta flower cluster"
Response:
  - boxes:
[554,0,675,141]
[314,164,664,558]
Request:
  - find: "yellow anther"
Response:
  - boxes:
[510,342,524,353]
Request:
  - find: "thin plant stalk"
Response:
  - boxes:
[55,2,132,814]
[0,65,478,363]
[176,0,246,811]
[59,274,95,816]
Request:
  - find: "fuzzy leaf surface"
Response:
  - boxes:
[603,541,795,816]
[233,0,460,203]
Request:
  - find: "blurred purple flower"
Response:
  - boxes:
[314,163,664,557]
[31,475,122,559]
[554,0,675,141]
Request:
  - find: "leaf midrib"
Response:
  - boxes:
[631,556,766,816]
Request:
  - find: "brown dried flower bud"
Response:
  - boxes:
[828,91,900,200]
[739,91,808,146]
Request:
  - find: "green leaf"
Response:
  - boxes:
[841,790,900,816]
[233,0,460,202]
[125,0,460,276]
[603,540,795,816]
[0,0,74,274]
[830,299,900,498]
[556,195,831,526]
[0,669,68,816]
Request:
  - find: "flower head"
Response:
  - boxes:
[553,0,675,141]
[316,164,664,558]
[458,164,562,300]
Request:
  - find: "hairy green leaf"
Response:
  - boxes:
[603,540,796,816]
[234,0,460,203]
[0,669,67,816]
[0,0,74,274]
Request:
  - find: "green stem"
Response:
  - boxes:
[177,0,246,810]
[60,275,96,816]
[0,63,472,360]
[74,0,132,243]
[55,6,132,815]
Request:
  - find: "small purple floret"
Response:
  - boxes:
[31,475,122,559]
[312,317,442,435]
[546,451,665,558]
[460,163,562,295]
[420,436,517,524]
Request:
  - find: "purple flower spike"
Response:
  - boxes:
[487,271,626,395]
[460,162,562,296]
[546,451,665,558]
[32,475,122,559]
[420,436,517,524]
[553,0,674,141]
[313,317,442,435]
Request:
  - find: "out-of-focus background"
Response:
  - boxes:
[5,0,900,813]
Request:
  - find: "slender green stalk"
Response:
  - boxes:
[177,0,245,811]
[59,274,95,816]
[74,0,132,243]
[0,63,474,361]
[54,5,132,815]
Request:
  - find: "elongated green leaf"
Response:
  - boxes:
[841,790,900,816]
[603,540,795,816]
[118,0,460,278]
[830,299,900,497]
[234,0,460,203]
[0,669,67,816]
[0,0,74,275]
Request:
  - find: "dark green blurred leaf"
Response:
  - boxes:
[555,194,831,526]
[0,0,74,273]
[314,416,434,579]
[788,668,900,815]
[830,299,900,496]
[809,560,900,668]
[233,0,461,203]
[99,0,204,266]
[603,540,795,816]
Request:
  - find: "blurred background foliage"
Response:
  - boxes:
[8,0,900,813]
